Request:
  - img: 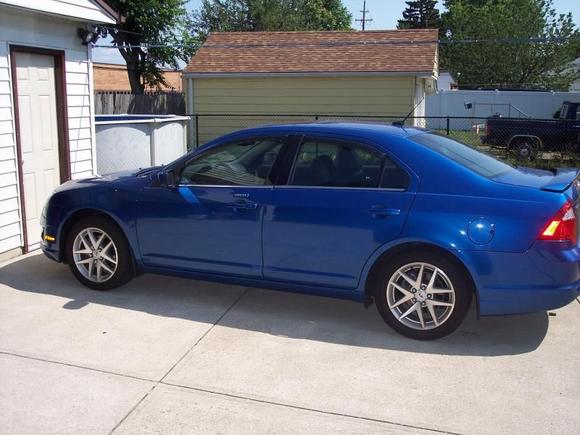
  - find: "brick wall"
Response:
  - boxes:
[94,63,182,92]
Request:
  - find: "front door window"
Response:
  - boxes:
[180,137,285,186]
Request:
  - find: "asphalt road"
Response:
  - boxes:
[1,252,578,434]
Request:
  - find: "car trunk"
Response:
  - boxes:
[495,167,579,241]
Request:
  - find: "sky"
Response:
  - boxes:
[93,0,580,64]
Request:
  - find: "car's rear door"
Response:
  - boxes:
[262,134,417,289]
[137,135,290,277]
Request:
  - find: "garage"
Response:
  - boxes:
[183,29,439,145]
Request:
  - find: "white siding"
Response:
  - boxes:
[0,6,97,253]
[0,40,22,252]
[0,0,115,24]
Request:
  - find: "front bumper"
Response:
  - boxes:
[464,241,580,316]
[41,226,61,262]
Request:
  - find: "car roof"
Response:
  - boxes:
[214,122,427,143]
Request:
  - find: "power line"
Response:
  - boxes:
[91,34,580,49]
[355,0,373,31]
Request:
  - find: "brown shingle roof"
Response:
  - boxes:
[185,29,438,75]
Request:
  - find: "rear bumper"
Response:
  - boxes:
[478,280,579,316]
[464,241,580,316]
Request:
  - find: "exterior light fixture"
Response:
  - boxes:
[78,27,99,45]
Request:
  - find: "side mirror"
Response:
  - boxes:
[154,169,177,187]
[166,169,177,187]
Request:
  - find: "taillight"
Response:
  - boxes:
[538,201,577,244]
[485,122,491,136]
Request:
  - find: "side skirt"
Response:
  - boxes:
[140,265,365,303]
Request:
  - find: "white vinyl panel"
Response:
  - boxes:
[0,197,19,214]
[0,133,15,148]
[0,120,13,134]
[0,172,17,187]
[0,234,21,252]
[69,138,92,151]
[66,83,89,96]
[67,95,90,107]
[67,127,91,140]
[0,146,15,161]
[0,107,12,121]
[71,159,92,174]
[0,95,12,108]
[0,184,18,200]
[0,221,20,240]
[0,209,20,225]
[0,159,16,174]
[71,169,93,180]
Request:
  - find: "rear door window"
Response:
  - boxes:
[290,138,383,188]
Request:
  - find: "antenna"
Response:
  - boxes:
[355,0,373,31]
[394,95,426,128]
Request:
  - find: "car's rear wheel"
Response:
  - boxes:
[374,251,472,340]
[66,216,133,290]
[512,140,537,161]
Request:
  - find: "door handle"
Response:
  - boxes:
[367,205,401,218]
[228,199,259,210]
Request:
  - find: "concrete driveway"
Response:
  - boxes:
[0,252,578,434]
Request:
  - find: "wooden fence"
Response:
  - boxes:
[95,91,186,115]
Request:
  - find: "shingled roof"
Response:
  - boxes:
[185,29,438,76]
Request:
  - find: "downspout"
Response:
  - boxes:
[88,41,99,176]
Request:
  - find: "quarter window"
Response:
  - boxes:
[291,138,383,188]
[381,158,410,189]
[180,137,285,186]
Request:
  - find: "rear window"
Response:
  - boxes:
[410,133,513,178]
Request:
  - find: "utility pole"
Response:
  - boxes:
[355,0,373,31]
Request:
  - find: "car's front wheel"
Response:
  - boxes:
[374,251,472,340]
[66,216,134,290]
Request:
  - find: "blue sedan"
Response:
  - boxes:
[41,123,580,339]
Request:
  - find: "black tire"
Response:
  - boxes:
[374,250,473,340]
[66,216,134,290]
[512,141,536,161]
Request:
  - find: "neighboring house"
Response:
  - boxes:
[94,62,182,92]
[437,71,456,91]
[570,57,580,92]
[0,0,118,259]
[183,30,439,144]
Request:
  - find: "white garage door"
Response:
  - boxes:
[14,52,61,251]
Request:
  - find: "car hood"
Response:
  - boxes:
[55,167,159,192]
[493,167,579,193]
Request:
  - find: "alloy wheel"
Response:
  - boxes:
[72,227,118,283]
[386,262,456,330]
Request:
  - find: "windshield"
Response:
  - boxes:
[410,133,514,178]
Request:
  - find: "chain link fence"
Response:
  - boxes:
[186,113,580,169]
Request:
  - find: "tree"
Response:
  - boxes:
[191,0,352,38]
[397,0,441,29]
[441,0,579,90]
[100,0,197,94]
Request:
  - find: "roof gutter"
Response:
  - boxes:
[183,71,437,79]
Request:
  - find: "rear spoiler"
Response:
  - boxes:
[541,168,580,193]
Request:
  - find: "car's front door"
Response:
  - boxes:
[263,135,416,289]
[137,135,288,277]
